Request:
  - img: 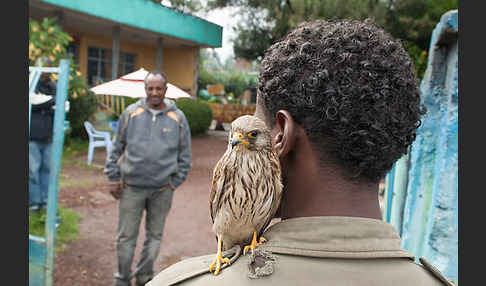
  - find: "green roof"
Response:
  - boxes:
[39,0,222,47]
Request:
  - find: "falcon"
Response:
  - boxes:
[208,115,283,275]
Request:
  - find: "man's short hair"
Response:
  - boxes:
[257,19,426,182]
[144,70,168,85]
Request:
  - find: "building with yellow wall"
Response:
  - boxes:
[29,0,223,96]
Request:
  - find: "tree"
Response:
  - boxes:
[385,0,458,78]
[198,49,224,97]
[207,0,458,79]
[29,17,98,138]
[208,0,388,61]
[29,18,71,65]
[386,0,458,51]
[198,48,257,102]
[207,0,298,61]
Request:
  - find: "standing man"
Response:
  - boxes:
[148,19,455,285]
[104,71,192,286]
[29,57,69,228]
[29,58,57,212]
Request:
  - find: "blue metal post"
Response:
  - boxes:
[44,59,70,286]
[383,164,396,222]
[384,10,458,283]
[384,151,410,237]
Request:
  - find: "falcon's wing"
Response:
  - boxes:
[209,150,230,223]
[257,152,283,238]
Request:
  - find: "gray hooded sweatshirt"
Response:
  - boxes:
[104,98,191,189]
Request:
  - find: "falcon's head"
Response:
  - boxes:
[229,115,272,152]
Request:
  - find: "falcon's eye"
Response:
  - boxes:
[247,131,258,138]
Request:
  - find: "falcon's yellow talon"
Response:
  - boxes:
[243,245,251,255]
[243,232,266,255]
[209,235,230,276]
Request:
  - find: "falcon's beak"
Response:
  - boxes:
[231,132,248,149]
[231,138,240,148]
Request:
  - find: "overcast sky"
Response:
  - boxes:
[194,7,239,62]
[159,0,238,61]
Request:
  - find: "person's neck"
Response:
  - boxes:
[279,139,382,221]
[148,102,166,110]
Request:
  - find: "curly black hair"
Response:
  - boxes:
[258,19,426,182]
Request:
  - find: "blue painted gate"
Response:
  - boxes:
[29,59,71,286]
[383,10,458,283]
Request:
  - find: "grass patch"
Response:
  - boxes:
[29,206,81,253]
[62,137,89,164]
[63,137,89,158]
[62,137,100,169]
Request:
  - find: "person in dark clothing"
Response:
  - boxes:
[29,70,57,212]
[29,57,68,230]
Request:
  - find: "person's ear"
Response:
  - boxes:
[273,110,297,159]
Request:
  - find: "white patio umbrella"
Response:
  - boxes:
[90,68,192,100]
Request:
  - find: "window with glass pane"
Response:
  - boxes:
[87,46,136,86]
[120,53,137,76]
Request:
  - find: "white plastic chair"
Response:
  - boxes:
[109,121,119,142]
[84,121,113,165]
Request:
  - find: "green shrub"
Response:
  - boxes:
[207,96,223,104]
[66,90,98,138]
[124,97,139,107]
[175,98,213,135]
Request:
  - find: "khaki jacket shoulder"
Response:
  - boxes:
[149,253,447,286]
[149,217,454,286]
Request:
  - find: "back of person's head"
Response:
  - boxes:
[257,19,426,182]
[145,70,168,85]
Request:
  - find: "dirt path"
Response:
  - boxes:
[54,131,228,286]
